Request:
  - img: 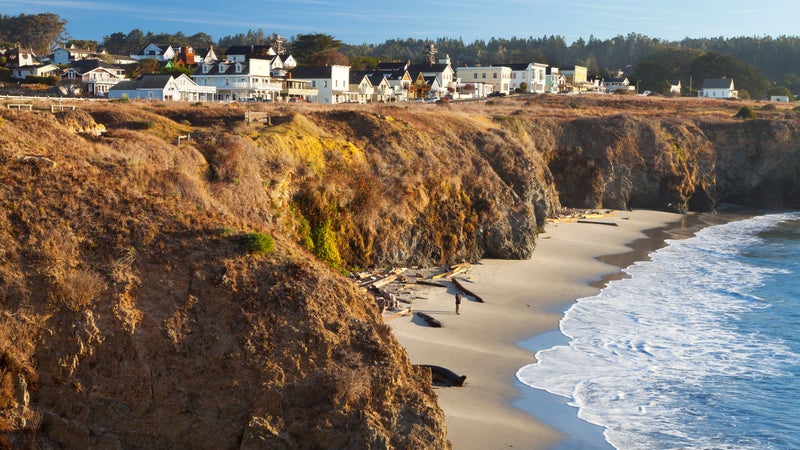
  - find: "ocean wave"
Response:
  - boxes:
[518,212,800,449]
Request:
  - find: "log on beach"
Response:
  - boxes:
[452,277,485,303]
[416,279,448,288]
[576,219,619,226]
[416,312,442,328]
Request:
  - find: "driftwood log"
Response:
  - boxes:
[416,312,442,328]
[452,277,484,303]
[576,220,618,226]
[417,364,467,387]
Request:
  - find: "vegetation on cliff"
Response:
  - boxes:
[2,94,800,447]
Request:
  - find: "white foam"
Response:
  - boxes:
[518,213,800,449]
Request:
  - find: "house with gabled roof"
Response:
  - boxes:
[10,63,59,80]
[62,60,127,96]
[407,62,455,98]
[668,80,682,94]
[109,74,215,101]
[349,72,373,103]
[367,73,394,102]
[604,77,634,93]
[131,43,179,62]
[289,65,350,104]
[223,45,276,63]
[52,44,93,64]
[504,62,548,93]
[699,77,737,98]
[191,57,282,101]
[545,67,564,93]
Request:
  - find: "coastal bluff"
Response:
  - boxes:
[1,95,799,448]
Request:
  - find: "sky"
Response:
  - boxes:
[3,0,800,46]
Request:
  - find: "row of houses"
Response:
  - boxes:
[2,42,741,103]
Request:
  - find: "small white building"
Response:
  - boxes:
[290,65,351,104]
[109,74,215,102]
[130,43,179,62]
[698,78,738,98]
[506,62,548,93]
[604,77,634,93]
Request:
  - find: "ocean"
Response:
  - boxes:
[517,212,800,450]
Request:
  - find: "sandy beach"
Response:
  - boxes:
[388,209,687,450]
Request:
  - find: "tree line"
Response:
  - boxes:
[4,12,800,99]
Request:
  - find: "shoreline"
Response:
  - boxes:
[388,209,714,449]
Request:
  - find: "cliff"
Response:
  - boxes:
[1,95,799,448]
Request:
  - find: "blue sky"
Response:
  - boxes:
[3,0,799,45]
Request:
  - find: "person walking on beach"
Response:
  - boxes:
[455,293,462,315]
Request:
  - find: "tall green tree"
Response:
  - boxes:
[0,13,67,54]
[290,33,343,62]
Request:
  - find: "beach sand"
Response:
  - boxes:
[388,209,687,450]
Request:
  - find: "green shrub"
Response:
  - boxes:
[242,232,275,254]
[734,106,757,119]
[311,220,342,268]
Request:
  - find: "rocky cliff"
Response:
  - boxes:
[1,95,799,448]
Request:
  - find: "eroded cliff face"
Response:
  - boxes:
[1,97,799,448]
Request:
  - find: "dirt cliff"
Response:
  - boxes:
[1,95,799,448]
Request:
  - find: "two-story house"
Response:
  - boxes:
[131,43,179,62]
[192,58,282,101]
[699,78,738,98]
[545,67,564,93]
[62,60,127,96]
[407,60,455,98]
[290,65,350,104]
[505,62,548,93]
[52,44,93,65]
[560,65,589,93]
[456,66,512,96]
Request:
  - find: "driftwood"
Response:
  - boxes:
[416,312,442,328]
[577,220,618,226]
[452,277,484,303]
[384,306,413,321]
[432,262,470,279]
[415,279,448,288]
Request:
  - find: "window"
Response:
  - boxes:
[324,80,328,87]
[482,73,486,79]
[493,73,497,79]
[473,73,477,79]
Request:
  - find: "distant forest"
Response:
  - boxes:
[4,13,800,98]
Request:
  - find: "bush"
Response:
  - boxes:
[734,106,757,119]
[242,232,275,254]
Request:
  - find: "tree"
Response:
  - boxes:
[767,86,795,101]
[305,49,350,66]
[0,13,67,54]
[126,59,161,79]
[290,33,343,62]
[652,79,673,95]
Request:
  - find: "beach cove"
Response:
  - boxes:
[388,209,697,449]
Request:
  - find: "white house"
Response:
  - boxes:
[505,62,548,93]
[109,74,215,101]
[52,44,93,64]
[349,72,373,103]
[667,80,682,95]
[698,78,738,98]
[290,65,350,104]
[191,58,282,101]
[223,45,275,63]
[131,44,178,61]
[604,77,634,93]
[10,63,59,80]
[456,66,512,95]
[62,60,127,96]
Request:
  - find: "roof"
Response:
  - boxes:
[701,78,734,89]
[407,63,451,74]
[375,61,409,72]
[69,59,123,73]
[350,72,371,84]
[110,74,173,91]
[503,63,532,71]
[223,45,274,56]
[291,66,333,79]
